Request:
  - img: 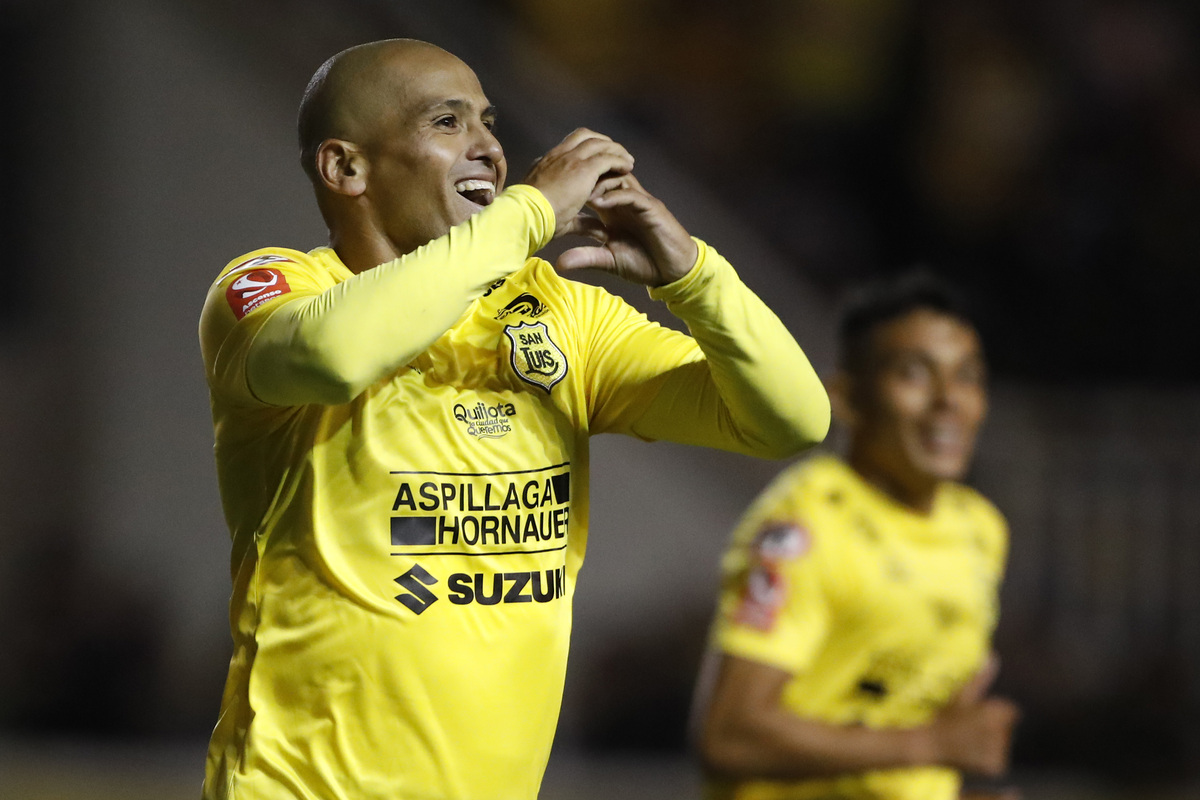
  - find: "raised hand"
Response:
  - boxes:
[555,173,699,287]
[521,129,635,237]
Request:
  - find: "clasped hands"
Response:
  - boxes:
[522,128,698,288]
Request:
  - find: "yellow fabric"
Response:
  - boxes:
[709,454,1008,800]
[198,184,828,800]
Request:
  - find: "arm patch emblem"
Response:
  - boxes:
[226,268,292,320]
[732,522,810,631]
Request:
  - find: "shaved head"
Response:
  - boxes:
[297,39,460,182]
[294,37,506,263]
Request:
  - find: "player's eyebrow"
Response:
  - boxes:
[421,98,497,120]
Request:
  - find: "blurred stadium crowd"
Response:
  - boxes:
[508,0,1200,380]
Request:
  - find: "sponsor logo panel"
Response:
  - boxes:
[390,465,571,552]
[452,401,516,440]
[392,565,567,613]
[388,465,573,614]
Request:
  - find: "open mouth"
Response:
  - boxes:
[455,179,496,207]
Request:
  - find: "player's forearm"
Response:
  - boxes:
[247,185,555,405]
[644,240,831,457]
[701,707,933,781]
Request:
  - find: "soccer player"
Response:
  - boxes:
[694,275,1018,800]
[197,39,829,800]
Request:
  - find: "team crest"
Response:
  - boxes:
[504,321,568,392]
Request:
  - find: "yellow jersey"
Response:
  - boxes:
[709,454,1007,800]
[198,185,829,800]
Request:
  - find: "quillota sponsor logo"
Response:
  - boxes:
[453,401,516,439]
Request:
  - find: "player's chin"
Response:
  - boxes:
[922,453,972,482]
[452,195,490,222]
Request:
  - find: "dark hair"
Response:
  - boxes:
[297,55,337,183]
[838,271,977,374]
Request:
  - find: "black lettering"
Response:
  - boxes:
[419,482,440,512]
[529,349,556,372]
[448,573,473,604]
[522,480,539,508]
[539,510,552,541]
[475,573,503,606]
[502,483,521,511]
[531,570,555,602]
[440,483,456,511]
[501,515,520,544]
[541,478,555,507]
[480,515,500,545]
[438,515,460,545]
[504,572,532,603]
[483,484,501,511]
[523,514,541,542]
[553,507,569,539]
[466,484,484,512]
[554,566,565,598]
[392,484,416,511]
[461,515,480,546]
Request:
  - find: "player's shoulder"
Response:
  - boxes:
[213,247,325,285]
[745,453,857,533]
[942,481,1008,558]
[767,452,859,508]
[200,246,333,337]
[944,481,1006,529]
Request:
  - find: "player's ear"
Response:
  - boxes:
[826,370,859,428]
[316,139,368,197]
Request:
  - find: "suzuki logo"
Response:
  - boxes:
[394,564,439,614]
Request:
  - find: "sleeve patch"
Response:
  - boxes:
[226,267,293,320]
[753,521,810,562]
[731,522,811,631]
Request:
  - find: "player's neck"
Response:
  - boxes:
[846,449,938,515]
[329,223,401,275]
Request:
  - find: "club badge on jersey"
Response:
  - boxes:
[504,321,568,392]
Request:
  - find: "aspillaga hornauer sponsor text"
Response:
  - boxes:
[390,468,571,548]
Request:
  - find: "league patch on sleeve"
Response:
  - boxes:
[732,521,811,631]
[225,267,293,320]
[753,521,810,562]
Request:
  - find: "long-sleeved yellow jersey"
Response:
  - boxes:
[198,185,828,800]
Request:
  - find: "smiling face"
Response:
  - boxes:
[841,308,988,508]
[351,44,507,256]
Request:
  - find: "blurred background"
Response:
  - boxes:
[1,0,1199,797]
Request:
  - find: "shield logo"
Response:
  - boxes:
[504,321,568,392]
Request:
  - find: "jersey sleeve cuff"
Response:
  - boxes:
[646,237,729,304]
[502,184,557,255]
